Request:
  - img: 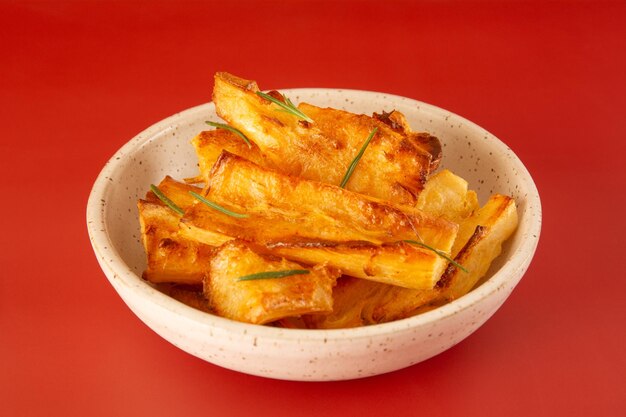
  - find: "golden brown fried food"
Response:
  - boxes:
[304,276,440,329]
[439,194,519,301]
[373,109,442,172]
[137,71,519,328]
[205,240,339,324]
[299,103,433,203]
[180,152,457,289]
[144,176,201,208]
[416,169,479,223]
[184,151,457,249]
[213,72,437,205]
[191,129,270,183]
[267,241,446,290]
[138,178,211,284]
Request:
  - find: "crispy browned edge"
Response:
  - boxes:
[373,110,442,172]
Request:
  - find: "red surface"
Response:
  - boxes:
[2,1,625,416]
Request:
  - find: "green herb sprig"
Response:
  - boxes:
[339,127,378,188]
[255,91,313,123]
[189,191,249,219]
[205,121,252,148]
[237,269,310,282]
[403,240,469,273]
[150,184,185,215]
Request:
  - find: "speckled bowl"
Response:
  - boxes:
[86,89,541,381]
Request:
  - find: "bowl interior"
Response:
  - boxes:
[93,88,539,321]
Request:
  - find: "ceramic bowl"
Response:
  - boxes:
[86,89,541,381]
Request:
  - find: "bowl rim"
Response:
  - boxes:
[86,87,542,342]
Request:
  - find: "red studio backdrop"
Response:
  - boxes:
[1,1,625,417]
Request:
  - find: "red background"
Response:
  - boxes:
[2,1,625,416]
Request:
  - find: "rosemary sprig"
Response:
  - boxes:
[339,127,378,188]
[403,240,469,273]
[237,269,310,282]
[255,91,313,123]
[205,121,252,148]
[150,184,184,215]
[189,191,249,219]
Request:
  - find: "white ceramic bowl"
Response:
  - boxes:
[87,89,541,381]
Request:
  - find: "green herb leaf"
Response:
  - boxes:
[255,91,313,123]
[150,184,185,215]
[403,240,469,273]
[189,191,249,218]
[205,121,252,148]
[237,269,311,282]
[339,127,378,188]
